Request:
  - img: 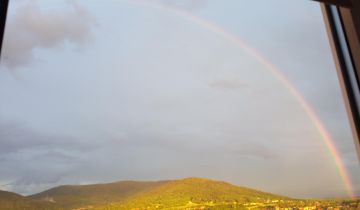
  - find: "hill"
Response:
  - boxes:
[0,190,57,210]
[29,180,168,209]
[29,177,287,209]
[29,178,287,209]
[0,177,355,209]
[98,177,289,209]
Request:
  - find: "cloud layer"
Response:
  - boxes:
[1,0,95,69]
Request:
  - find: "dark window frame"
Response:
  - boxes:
[0,0,8,57]
[0,0,359,159]
[320,0,360,159]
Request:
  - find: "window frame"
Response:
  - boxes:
[0,0,8,57]
[320,0,360,159]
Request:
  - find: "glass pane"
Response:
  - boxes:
[0,0,359,209]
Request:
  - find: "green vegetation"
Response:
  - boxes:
[29,180,168,209]
[0,190,58,210]
[0,178,359,210]
[103,177,288,210]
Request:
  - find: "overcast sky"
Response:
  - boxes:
[0,0,359,198]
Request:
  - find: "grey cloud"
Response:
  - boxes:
[208,79,249,91]
[0,121,48,154]
[0,121,84,155]
[0,122,84,194]
[1,0,95,69]
[149,0,208,11]
[11,173,64,187]
[230,144,279,159]
[6,170,67,195]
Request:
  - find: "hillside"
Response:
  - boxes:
[0,177,356,210]
[29,177,287,209]
[0,190,57,210]
[29,180,168,209]
[98,177,289,209]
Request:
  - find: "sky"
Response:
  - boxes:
[0,0,360,198]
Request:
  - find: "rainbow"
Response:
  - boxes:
[130,0,355,198]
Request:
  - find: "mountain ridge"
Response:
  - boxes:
[29,179,170,209]
[0,177,358,210]
[0,190,57,210]
[27,177,289,209]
